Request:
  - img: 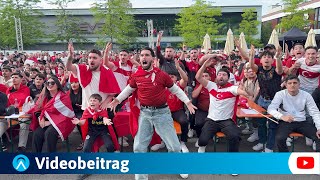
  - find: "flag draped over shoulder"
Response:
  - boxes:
[81,108,120,152]
[76,64,122,93]
[29,92,76,141]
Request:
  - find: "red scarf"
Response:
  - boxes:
[81,108,120,152]
[78,64,121,94]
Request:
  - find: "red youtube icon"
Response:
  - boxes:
[297,157,314,169]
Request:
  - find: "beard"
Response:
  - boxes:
[142,62,152,70]
[216,79,228,86]
[89,64,99,71]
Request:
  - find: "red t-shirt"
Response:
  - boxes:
[129,70,174,107]
[186,60,199,72]
[166,82,184,112]
[195,84,210,111]
[6,85,30,107]
[284,56,298,68]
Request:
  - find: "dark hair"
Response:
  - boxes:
[11,72,23,78]
[90,93,102,102]
[120,49,129,54]
[305,46,318,52]
[259,50,274,59]
[2,66,12,72]
[24,71,30,77]
[69,83,82,109]
[141,47,155,57]
[89,49,102,57]
[30,68,40,73]
[165,46,175,50]
[35,73,45,80]
[292,43,304,49]
[217,67,230,78]
[285,75,300,82]
[190,48,198,52]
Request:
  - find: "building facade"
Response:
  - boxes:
[28,6,262,50]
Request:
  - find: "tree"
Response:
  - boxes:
[277,0,311,31]
[0,0,44,49]
[239,8,261,46]
[48,0,88,44]
[261,21,273,45]
[91,0,138,48]
[175,0,223,48]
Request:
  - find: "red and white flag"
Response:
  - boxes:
[40,92,76,141]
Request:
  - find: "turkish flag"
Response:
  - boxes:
[39,92,76,141]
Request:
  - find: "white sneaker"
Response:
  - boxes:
[286,137,292,147]
[187,129,194,138]
[180,174,188,179]
[263,148,273,153]
[252,143,264,151]
[231,174,238,176]
[195,139,199,148]
[198,146,206,153]
[180,142,189,153]
[150,141,165,151]
[313,141,316,151]
[118,137,129,147]
[306,137,313,146]
[241,124,252,135]
[247,130,259,142]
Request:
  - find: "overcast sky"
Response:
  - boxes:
[39,0,283,15]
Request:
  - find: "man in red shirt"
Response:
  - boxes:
[110,47,196,180]
[4,72,30,152]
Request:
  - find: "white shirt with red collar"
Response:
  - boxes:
[296,58,320,93]
[205,81,238,121]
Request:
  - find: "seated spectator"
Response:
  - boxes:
[6,72,30,152]
[30,76,75,152]
[268,75,320,152]
[29,73,45,101]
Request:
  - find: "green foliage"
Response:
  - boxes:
[175,0,223,48]
[239,8,260,46]
[48,0,88,44]
[277,0,311,31]
[0,0,44,49]
[91,0,138,48]
[261,21,273,45]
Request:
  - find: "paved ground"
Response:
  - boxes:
[0,125,317,180]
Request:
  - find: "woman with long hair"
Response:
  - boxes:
[68,74,84,150]
[29,76,75,152]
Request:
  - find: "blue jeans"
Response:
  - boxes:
[134,107,181,180]
[257,96,278,150]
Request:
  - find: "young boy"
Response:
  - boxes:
[72,94,119,152]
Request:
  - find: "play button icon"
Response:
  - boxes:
[297,157,314,169]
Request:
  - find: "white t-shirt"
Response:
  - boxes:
[296,58,320,93]
[75,65,112,110]
[205,81,238,121]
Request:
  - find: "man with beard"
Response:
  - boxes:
[195,59,249,153]
[66,43,121,111]
[156,31,185,76]
[109,47,197,180]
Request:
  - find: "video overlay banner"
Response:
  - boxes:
[3,153,320,174]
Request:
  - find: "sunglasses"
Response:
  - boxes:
[46,81,56,86]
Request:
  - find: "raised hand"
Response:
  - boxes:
[103,117,113,126]
[68,41,74,58]
[203,59,214,68]
[275,46,282,59]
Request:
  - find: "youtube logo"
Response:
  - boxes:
[288,153,320,174]
[297,157,314,169]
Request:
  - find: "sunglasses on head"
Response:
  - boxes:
[46,81,56,86]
